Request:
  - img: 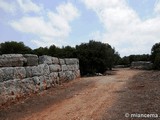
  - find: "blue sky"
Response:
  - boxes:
[0,0,160,56]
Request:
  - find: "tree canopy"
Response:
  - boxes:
[76,40,117,75]
[117,54,150,66]
[151,42,160,69]
[0,41,32,54]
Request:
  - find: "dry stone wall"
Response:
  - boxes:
[131,61,153,70]
[0,54,80,106]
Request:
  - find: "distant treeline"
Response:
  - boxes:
[0,40,160,75]
[117,42,160,70]
[118,54,151,66]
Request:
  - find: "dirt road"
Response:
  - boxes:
[1,68,160,120]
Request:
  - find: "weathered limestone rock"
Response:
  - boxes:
[39,64,50,75]
[52,57,59,64]
[43,75,52,88]
[25,66,33,77]
[1,67,14,81]
[20,78,36,94]
[0,69,4,82]
[0,54,80,107]
[49,64,61,72]
[31,66,43,76]
[23,54,38,66]
[39,55,52,65]
[74,64,79,70]
[26,64,50,77]
[49,72,59,79]
[0,67,26,81]
[38,76,48,90]
[59,59,65,65]
[67,65,75,71]
[32,76,42,92]
[0,54,26,67]
[65,71,75,81]
[13,67,26,79]
[74,70,80,78]
[67,64,79,71]
[131,61,153,70]
[32,76,40,85]
[3,79,21,97]
[61,65,68,71]
[58,71,66,82]
[49,72,59,85]
[0,82,4,95]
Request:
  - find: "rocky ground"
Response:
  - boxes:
[0,68,160,120]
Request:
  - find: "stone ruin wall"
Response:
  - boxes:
[0,54,80,106]
[131,61,153,70]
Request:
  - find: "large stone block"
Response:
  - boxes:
[67,65,75,71]
[52,57,59,64]
[25,66,33,77]
[49,64,61,72]
[0,69,4,82]
[23,54,38,66]
[65,71,75,81]
[49,72,59,80]
[39,64,50,75]
[65,58,79,65]
[1,67,14,81]
[20,78,36,94]
[26,64,50,77]
[39,55,52,65]
[0,54,26,67]
[49,72,59,85]
[61,65,68,71]
[0,82,4,95]
[44,75,52,88]
[67,64,79,71]
[3,79,21,96]
[32,65,44,76]
[13,67,26,79]
[59,59,65,65]
[131,61,153,70]
[39,76,47,90]
[58,71,66,82]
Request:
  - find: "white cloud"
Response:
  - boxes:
[0,0,16,13]
[56,2,80,21]
[154,0,160,14]
[10,2,80,47]
[82,0,160,56]
[0,0,42,14]
[10,16,58,37]
[16,0,42,13]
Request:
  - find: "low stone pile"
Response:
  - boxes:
[0,54,80,106]
[131,61,153,70]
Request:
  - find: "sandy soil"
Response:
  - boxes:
[1,68,160,120]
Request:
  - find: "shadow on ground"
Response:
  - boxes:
[0,78,96,120]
